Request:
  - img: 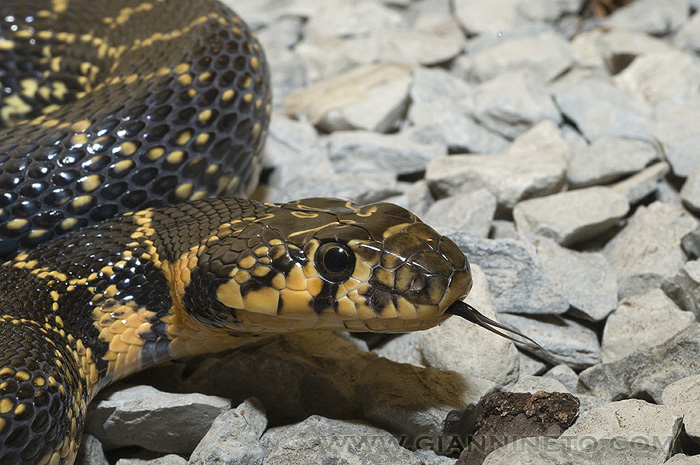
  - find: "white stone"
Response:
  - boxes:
[654,97,700,178]
[513,187,630,246]
[284,63,413,133]
[603,202,699,299]
[422,189,497,238]
[601,289,696,363]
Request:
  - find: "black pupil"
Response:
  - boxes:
[323,246,349,273]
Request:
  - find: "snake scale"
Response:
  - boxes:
[0,1,534,464]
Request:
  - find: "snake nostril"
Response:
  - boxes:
[410,274,425,292]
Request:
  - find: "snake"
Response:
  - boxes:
[0,1,536,464]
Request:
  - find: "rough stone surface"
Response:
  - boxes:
[613,51,700,106]
[603,202,699,299]
[662,259,700,318]
[568,137,659,188]
[662,375,700,447]
[498,314,601,370]
[611,162,671,204]
[425,121,568,211]
[533,237,617,321]
[422,189,497,238]
[513,186,630,246]
[601,289,695,363]
[327,130,444,175]
[509,375,570,394]
[551,74,653,143]
[115,456,187,465]
[456,31,574,83]
[284,63,413,133]
[447,234,569,315]
[564,399,682,462]
[603,0,689,36]
[261,416,423,465]
[85,385,230,453]
[654,97,700,178]
[542,365,579,394]
[407,67,508,154]
[75,435,108,465]
[578,324,700,402]
[681,166,700,214]
[189,399,267,465]
[471,70,562,140]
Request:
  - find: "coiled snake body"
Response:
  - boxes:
[0,1,529,464]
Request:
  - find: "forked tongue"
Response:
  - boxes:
[445,300,542,350]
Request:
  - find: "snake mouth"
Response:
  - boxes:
[444,300,542,349]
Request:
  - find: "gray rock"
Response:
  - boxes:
[261,416,422,465]
[654,97,700,178]
[666,455,700,465]
[516,0,584,23]
[275,172,401,205]
[326,130,444,175]
[682,230,700,260]
[565,399,682,462]
[407,68,508,154]
[601,289,695,363]
[681,166,700,214]
[453,0,520,35]
[189,399,267,465]
[519,352,547,377]
[578,324,700,402]
[419,265,520,387]
[543,364,580,393]
[76,435,108,465]
[448,234,569,315]
[662,374,700,447]
[603,202,699,299]
[662,259,700,318]
[572,29,673,74]
[603,0,689,36]
[674,11,700,53]
[551,74,653,143]
[262,113,332,190]
[568,137,659,188]
[483,435,666,465]
[456,31,574,83]
[513,186,630,246]
[117,456,187,465]
[423,189,497,238]
[472,70,562,140]
[85,385,230,453]
[611,162,671,204]
[300,18,467,80]
[303,0,403,40]
[510,375,570,394]
[404,179,433,218]
[425,121,568,211]
[373,332,423,367]
[490,220,518,240]
[413,448,457,465]
[614,51,700,106]
[284,63,413,133]
[498,314,602,370]
[533,237,618,322]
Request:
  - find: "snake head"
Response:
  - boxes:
[200,198,473,334]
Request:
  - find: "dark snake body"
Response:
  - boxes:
[0,2,532,465]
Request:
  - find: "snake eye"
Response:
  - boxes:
[316,242,355,283]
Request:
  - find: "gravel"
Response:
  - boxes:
[78,1,700,464]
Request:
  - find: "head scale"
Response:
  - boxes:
[184,198,472,335]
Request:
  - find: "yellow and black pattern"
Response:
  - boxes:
[0,1,514,465]
[0,0,271,258]
[0,196,473,464]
